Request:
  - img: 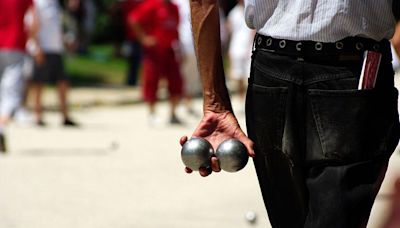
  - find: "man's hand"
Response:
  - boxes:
[182,0,253,177]
[180,111,254,177]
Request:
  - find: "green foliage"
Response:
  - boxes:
[65,44,128,86]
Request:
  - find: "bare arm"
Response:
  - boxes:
[190,0,232,113]
[129,20,157,48]
[27,5,44,65]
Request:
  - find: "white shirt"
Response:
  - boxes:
[245,0,396,42]
[173,0,195,55]
[34,0,63,53]
[228,4,253,58]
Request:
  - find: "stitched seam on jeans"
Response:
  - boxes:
[275,92,286,152]
[309,97,327,158]
[308,89,371,96]
[254,61,303,85]
[304,73,356,85]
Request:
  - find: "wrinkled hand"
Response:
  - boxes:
[180,110,254,177]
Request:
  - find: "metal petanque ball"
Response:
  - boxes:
[216,139,248,172]
[181,137,214,171]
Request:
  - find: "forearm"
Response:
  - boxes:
[190,0,232,113]
[130,21,146,44]
[28,6,41,53]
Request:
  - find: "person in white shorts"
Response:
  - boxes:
[226,0,254,102]
[174,0,202,116]
[30,0,77,127]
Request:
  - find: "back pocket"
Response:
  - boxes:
[246,83,288,155]
[307,87,399,162]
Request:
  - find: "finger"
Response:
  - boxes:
[185,167,193,174]
[211,156,221,172]
[199,167,212,177]
[245,139,255,157]
[180,135,188,146]
[239,136,255,157]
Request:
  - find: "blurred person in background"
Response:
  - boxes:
[30,0,78,127]
[173,0,202,117]
[109,0,126,58]
[129,0,184,125]
[13,11,38,126]
[0,0,42,152]
[226,0,254,108]
[122,0,144,86]
[65,0,96,54]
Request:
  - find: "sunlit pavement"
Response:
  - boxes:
[0,80,398,227]
[0,95,271,228]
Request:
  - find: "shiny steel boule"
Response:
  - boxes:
[216,139,248,172]
[181,137,214,171]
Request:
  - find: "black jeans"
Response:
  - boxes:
[245,47,400,228]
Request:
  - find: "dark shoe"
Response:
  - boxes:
[63,118,78,127]
[170,115,184,125]
[36,119,46,127]
[187,108,200,118]
[0,133,6,153]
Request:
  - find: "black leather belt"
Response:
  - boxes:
[254,34,390,57]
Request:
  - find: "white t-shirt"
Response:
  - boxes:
[173,0,195,55]
[34,0,63,53]
[227,4,253,59]
[245,0,396,42]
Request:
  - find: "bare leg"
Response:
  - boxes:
[148,100,156,115]
[57,80,77,126]
[169,95,182,124]
[0,115,9,152]
[57,80,69,120]
[32,82,44,124]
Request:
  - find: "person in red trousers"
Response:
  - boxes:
[129,0,183,125]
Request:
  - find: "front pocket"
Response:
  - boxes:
[307,87,399,162]
[246,83,289,155]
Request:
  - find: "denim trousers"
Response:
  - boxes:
[245,46,400,228]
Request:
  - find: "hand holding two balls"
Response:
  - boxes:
[181,137,249,175]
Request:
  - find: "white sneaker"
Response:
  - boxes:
[148,115,163,126]
[14,107,34,126]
